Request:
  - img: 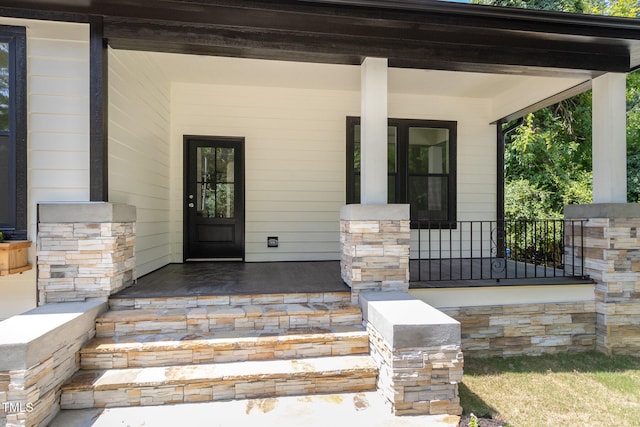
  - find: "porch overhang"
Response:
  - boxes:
[2,0,640,78]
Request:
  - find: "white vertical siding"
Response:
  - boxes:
[108,49,171,277]
[0,19,90,320]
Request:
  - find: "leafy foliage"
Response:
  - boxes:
[473,0,640,218]
[472,0,588,12]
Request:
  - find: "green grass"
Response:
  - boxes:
[460,352,640,426]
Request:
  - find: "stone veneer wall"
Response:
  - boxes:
[340,204,410,303]
[37,203,136,304]
[565,204,640,355]
[440,301,596,357]
[0,301,106,427]
[368,325,463,416]
[360,292,463,416]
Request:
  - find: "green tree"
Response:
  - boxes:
[472,0,588,12]
[473,0,640,218]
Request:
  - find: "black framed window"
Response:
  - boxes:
[346,117,457,226]
[0,26,27,240]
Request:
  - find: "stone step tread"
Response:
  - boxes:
[64,355,377,392]
[61,356,378,409]
[97,302,361,323]
[81,326,370,368]
[84,325,368,353]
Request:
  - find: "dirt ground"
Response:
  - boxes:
[458,414,510,427]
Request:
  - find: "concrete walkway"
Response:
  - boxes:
[51,392,460,427]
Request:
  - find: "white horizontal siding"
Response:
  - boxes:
[0,18,90,319]
[108,49,171,277]
[171,83,358,262]
[0,269,37,321]
[389,93,496,223]
[170,67,497,262]
[25,21,91,226]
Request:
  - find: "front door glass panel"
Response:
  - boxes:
[196,147,235,219]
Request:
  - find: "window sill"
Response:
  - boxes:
[0,240,32,276]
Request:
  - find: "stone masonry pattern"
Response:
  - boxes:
[0,327,95,427]
[367,324,463,416]
[440,301,596,358]
[566,217,640,355]
[340,219,410,303]
[37,223,135,304]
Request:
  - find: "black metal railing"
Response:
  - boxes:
[410,219,586,283]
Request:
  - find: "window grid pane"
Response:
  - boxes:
[347,118,456,226]
[408,127,449,174]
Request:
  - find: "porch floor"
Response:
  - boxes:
[113,259,590,300]
[113,261,350,299]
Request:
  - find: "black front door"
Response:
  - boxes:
[184,136,245,260]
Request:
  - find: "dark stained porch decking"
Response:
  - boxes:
[112,261,350,299]
[112,259,590,299]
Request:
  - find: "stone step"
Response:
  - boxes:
[109,291,352,310]
[81,326,370,369]
[60,355,378,409]
[96,302,363,338]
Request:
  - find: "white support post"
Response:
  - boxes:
[592,73,627,203]
[360,57,388,204]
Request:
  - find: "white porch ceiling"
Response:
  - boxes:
[146,51,589,123]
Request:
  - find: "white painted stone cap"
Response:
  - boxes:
[359,291,460,350]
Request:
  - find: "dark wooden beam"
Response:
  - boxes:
[0,0,638,73]
[0,6,90,23]
[2,0,640,74]
[89,16,108,202]
[104,18,628,76]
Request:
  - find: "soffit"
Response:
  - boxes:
[148,51,587,121]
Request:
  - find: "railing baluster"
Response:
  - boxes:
[489,220,493,280]
[553,220,557,277]
[480,221,484,280]
[417,224,422,282]
[428,224,432,281]
[469,221,473,280]
[409,219,585,284]
[438,223,443,281]
[512,220,516,279]
[459,222,463,281]
[449,224,453,280]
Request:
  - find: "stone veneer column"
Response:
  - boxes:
[37,203,136,304]
[340,204,410,303]
[360,292,463,416]
[565,203,640,355]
